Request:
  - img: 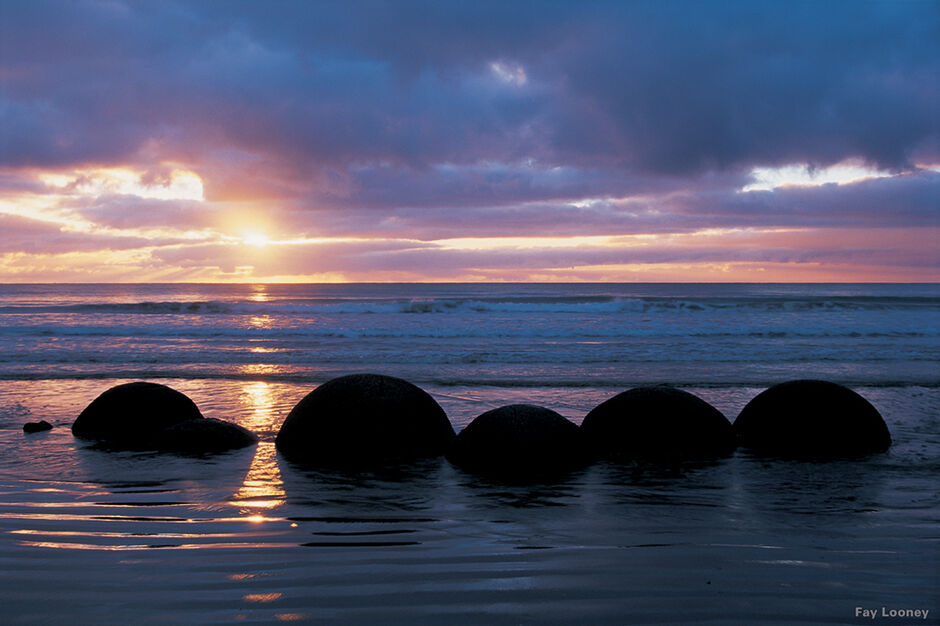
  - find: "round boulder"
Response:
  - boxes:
[153,418,258,454]
[72,382,204,448]
[447,404,588,479]
[734,379,891,457]
[581,386,736,461]
[275,373,455,466]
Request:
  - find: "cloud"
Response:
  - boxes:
[69,195,218,231]
[0,212,155,253]
[268,169,940,239]
[671,169,940,229]
[141,224,938,281]
[3,2,935,177]
[0,1,936,281]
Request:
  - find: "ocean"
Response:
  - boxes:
[0,283,937,624]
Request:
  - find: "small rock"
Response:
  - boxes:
[23,420,53,433]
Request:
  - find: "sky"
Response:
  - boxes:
[0,0,937,283]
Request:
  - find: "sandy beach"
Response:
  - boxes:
[2,376,938,624]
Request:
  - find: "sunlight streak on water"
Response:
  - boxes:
[249,286,269,303]
[10,529,276,539]
[235,364,297,377]
[244,593,283,603]
[248,315,275,329]
[230,380,287,514]
[17,540,298,551]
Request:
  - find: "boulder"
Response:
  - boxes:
[72,382,204,448]
[581,386,736,460]
[153,418,257,453]
[23,420,53,433]
[275,373,455,466]
[447,404,588,479]
[734,379,891,457]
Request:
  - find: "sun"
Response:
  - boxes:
[241,230,271,247]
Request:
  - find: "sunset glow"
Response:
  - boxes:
[240,231,272,248]
[0,2,936,283]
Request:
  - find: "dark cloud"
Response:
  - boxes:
[1,1,936,280]
[546,1,939,174]
[2,1,935,180]
[688,170,940,228]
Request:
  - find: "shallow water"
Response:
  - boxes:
[1,283,937,623]
[1,283,937,386]
[1,378,937,624]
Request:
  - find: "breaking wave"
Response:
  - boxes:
[1,295,936,316]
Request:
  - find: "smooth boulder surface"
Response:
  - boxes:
[447,404,588,479]
[154,418,258,453]
[275,373,455,466]
[581,386,736,461]
[734,379,891,457]
[73,382,204,448]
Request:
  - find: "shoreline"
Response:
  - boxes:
[1,379,937,623]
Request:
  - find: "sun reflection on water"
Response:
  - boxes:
[231,382,286,515]
[248,315,275,329]
[248,346,279,353]
[235,364,290,377]
[275,614,307,622]
[244,593,282,603]
[241,381,276,433]
[232,443,286,513]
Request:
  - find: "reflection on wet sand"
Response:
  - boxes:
[276,456,451,514]
[0,376,935,624]
[244,592,282,603]
[230,382,286,515]
[239,382,278,435]
[451,468,589,509]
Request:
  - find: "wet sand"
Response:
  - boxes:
[0,379,937,624]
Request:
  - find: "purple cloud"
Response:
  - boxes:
[0,213,155,254]
[1,1,936,281]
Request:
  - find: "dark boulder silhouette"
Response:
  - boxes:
[581,386,736,460]
[734,379,891,457]
[447,404,588,480]
[275,373,455,466]
[73,382,203,447]
[23,420,53,433]
[154,417,257,453]
[72,381,254,453]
